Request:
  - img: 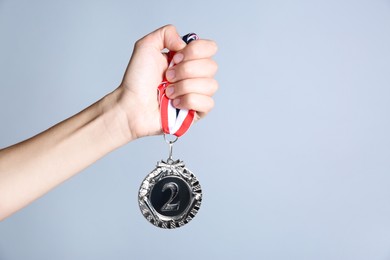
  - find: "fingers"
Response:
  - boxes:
[165,78,218,120]
[166,59,218,82]
[135,27,219,120]
[165,78,218,99]
[163,36,218,120]
[167,40,218,67]
[134,24,186,52]
[172,93,215,118]
[165,38,218,82]
[178,39,218,61]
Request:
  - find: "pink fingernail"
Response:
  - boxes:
[169,53,184,68]
[173,99,180,107]
[166,69,175,81]
[173,53,184,64]
[165,86,174,96]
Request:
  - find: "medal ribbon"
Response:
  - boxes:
[158,33,199,137]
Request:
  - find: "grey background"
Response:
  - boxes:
[1,0,390,259]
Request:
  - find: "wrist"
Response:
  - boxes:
[99,88,134,147]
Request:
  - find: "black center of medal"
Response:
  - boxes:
[150,176,191,217]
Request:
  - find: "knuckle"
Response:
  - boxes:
[209,60,218,72]
[202,98,214,114]
[211,79,219,92]
[188,43,201,58]
[186,95,197,108]
[159,24,175,37]
[208,98,215,111]
[180,80,191,94]
[210,40,218,53]
[134,35,152,49]
[163,24,175,30]
[134,38,144,48]
[180,62,193,77]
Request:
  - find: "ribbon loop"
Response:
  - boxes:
[158,33,199,137]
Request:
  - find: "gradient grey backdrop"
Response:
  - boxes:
[1,0,390,259]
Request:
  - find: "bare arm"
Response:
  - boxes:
[0,89,129,220]
[0,25,218,221]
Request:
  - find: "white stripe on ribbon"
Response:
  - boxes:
[167,99,189,134]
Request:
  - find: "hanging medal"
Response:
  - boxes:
[138,33,202,229]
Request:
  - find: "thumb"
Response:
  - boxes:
[135,24,186,52]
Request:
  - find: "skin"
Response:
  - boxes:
[0,25,218,221]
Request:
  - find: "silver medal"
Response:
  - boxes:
[138,135,202,229]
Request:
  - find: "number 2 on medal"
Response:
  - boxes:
[161,182,180,212]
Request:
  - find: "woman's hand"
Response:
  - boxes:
[0,25,218,220]
[116,25,218,140]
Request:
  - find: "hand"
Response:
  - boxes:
[117,25,218,140]
[0,24,218,220]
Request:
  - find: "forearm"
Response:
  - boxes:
[0,88,131,220]
[0,25,218,221]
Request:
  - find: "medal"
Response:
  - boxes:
[138,135,202,229]
[138,33,202,229]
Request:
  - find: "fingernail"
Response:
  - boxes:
[165,86,174,96]
[173,53,184,64]
[173,99,180,107]
[166,69,175,81]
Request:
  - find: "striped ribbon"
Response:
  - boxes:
[158,33,199,137]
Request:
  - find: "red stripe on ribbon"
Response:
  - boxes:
[158,81,171,134]
[157,34,198,137]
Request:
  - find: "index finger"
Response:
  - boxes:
[176,39,218,62]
